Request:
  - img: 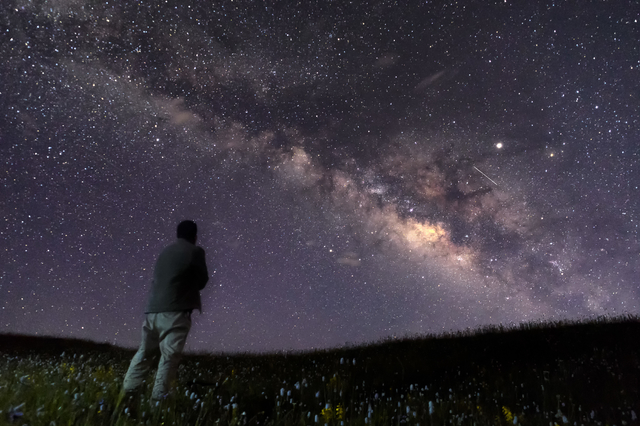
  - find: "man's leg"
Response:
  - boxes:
[122,314,160,392]
[151,311,191,400]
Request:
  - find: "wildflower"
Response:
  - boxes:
[428,401,434,415]
[502,406,514,423]
[336,404,344,420]
[7,403,25,422]
[321,405,333,421]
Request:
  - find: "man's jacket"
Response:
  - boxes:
[145,238,209,313]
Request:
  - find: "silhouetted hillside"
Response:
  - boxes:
[0,333,134,357]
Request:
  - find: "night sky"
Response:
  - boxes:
[2,0,639,353]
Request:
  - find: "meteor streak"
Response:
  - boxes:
[473,166,498,186]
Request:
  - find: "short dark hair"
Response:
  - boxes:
[177,220,198,242]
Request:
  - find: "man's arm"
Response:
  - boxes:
[192,247,209,290]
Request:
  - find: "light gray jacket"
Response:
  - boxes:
[145,238,209,313]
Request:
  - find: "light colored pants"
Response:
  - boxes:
[122,311,192,399]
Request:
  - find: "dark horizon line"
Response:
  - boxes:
[2,313,638,357]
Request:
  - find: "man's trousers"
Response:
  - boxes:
[122,311,192,400]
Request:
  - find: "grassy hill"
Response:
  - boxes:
[1,316,639,425]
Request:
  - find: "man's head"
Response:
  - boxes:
[177,220,198,244]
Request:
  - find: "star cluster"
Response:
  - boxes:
[1,0,639,352]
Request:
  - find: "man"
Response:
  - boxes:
[121,220,209,404]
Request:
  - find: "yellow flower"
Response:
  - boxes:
[502,406,514,423]
[92,365,114,382]
[335,404,344,420]
[329,375,339,388]
[321,407,333,421]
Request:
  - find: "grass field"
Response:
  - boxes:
[1,316,639,425]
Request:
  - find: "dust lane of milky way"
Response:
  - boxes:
[1,0,638,352]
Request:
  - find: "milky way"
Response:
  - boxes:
[1,0,639,352]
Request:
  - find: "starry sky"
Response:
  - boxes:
[1,0,639,353]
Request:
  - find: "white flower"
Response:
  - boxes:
[8,403,25,422]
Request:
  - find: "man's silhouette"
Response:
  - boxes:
[121,220,209,404]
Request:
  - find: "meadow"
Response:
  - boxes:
[1,316,639,425]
